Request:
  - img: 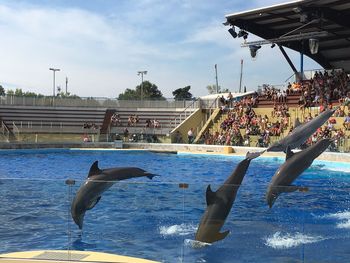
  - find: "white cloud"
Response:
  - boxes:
[0,1,324,99]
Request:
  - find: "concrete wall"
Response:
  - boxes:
[1,141,349,163]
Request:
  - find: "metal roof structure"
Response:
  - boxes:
[224,0,350,74]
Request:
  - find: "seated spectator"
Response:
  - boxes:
[83,133,91,142]
[127,115,134,126]
[153,119,160,128]
[343,112,350,130]
[110,113,122,126]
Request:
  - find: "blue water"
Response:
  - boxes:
[0,149,350,263]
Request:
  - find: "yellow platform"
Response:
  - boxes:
[0,250,160,263]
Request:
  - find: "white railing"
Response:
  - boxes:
[170,99,200,129]
[0,95,200,109]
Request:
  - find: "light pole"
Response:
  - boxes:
[137,70,147,100]
[49,68,60,97]
[215,64,219,94]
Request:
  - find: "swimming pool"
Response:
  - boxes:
[0,149,349,262]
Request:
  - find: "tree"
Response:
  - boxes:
[118,81,166,100]
[118,88,139,100]
[14,88,24,96]
[0,85,5,96]
[57,92,80,99]
[172,86,193,100]
[206,85,229,94]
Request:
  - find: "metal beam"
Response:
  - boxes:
[278,45,299,79]
[284,41,332,69]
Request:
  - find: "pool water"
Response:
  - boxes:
[0,149,350,263]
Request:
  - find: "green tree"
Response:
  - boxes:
[0,85,5,96]
[14,88,24,96]
[118,81,166,100]
[6,89,14,95]
[172,86,193,100]
[57,91,80,99]
[206,85,229,94]
[118,88,138,100]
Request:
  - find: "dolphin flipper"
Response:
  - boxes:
[285,146,294,160]
[206,185,216,206]
[86,196,101,210]
[212,230,230,242]
[246,150,265,160]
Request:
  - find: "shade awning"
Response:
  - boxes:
[225,0,350,73]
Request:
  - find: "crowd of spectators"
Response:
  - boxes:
[200,98,291,147]
[201,69,350,151]
[260,85,287,103]
[110,113,162,129]
[289,69,350,111]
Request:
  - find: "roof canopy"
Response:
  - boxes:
[225,0,350,73]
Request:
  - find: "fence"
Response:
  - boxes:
[0,95,203,109]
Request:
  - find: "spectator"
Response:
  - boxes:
[187,128,194,144]
[343,112,350,130]
[123,128,129,141]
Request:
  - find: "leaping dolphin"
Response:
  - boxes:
[71,161,157,229]
[266,138,332,208]
[195,151,264,244]
[267,108,336,152]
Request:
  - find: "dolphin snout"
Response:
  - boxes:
[72,212,85,230]
[145,173,160,179]
[266,191,278,208]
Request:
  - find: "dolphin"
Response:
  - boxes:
[266,138,333,208]
[71,161,157,229]
[267,108,336,152]
[195,151,264,244]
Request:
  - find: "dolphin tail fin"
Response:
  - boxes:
[212,230,230,242]
[246,150,265,160]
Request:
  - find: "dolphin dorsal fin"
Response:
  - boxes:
[88,161,102,178]
[206,185,216,206]
[294,117,302,128]
[286,146,294,160]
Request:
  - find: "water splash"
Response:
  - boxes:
[159,223,197,236]
[264,231,325,249]
[184,239,211,249]
[323,210,350,229]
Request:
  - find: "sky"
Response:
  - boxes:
[0,0,322,98]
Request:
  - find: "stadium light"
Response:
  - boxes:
[49,68,60,97]
[137,70,147,100]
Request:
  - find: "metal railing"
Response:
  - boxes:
[0,121,10,142]
[170,99,200,129]
[0,95,201,109]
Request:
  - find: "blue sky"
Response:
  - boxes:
[0,0,321,98]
